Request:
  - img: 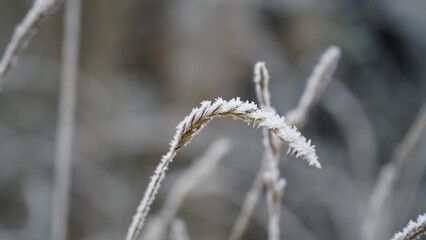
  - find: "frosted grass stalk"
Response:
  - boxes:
[125,98,319,240]
[254,62,286,240]
[230,62,285,240]
[390,213,426,240]
[230,50,339,239]
[286,46,341,126]
[264,170,286,240]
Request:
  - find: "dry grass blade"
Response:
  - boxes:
[0,0,59,89]
[125,97,319,240]
[362,104,426,240]
[286,46,341,127]
[390,213,426,240]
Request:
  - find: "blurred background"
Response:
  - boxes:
[0,0,425,239]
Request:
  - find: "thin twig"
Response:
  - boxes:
[125,98,320,240]
[50,0,81,240]
[362,105,426,240]
[0,0,60,89]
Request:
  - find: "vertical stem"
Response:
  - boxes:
[51,0,81,240]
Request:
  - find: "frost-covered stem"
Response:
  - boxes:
[390,213,426,240]
[286,46,341,126]
[51,0,81,240]
[362,105,426,240]
[264,169,285,240]
[231,47,339,240]
[232,59,333,240]
[0,0,59,89]
[254,62,272,110]
[254,62,286,240]
[142,138,230,240]
[265,173,286,240]
[254,62,282,156]
[171,219,192,240]
[126,98,320,240]
[229,62,283,240]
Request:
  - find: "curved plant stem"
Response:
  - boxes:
[125,98,319,240]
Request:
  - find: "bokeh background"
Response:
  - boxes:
[0,0,425,239]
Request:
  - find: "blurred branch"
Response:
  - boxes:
[142,138,230,240]
[0,0,60,89]
[51,0,81,240]
[229,156,266,240]
[170,219,191,240]
[362,104,426,240]
[322,82,378,195]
